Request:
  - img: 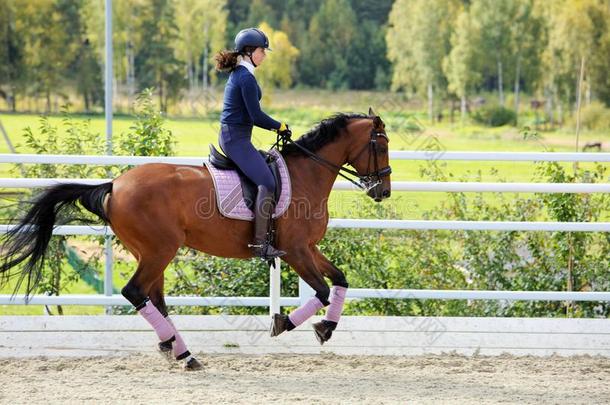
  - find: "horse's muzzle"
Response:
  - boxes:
[368,186,391,202]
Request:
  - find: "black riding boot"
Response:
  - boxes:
[250,185,286,259]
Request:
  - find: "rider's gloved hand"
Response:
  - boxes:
[276,122,292,139]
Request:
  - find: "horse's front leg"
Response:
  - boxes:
[270,246,331,338]
[149,278,202,371]
[310,246,349,345]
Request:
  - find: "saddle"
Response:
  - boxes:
[205,144,291,221]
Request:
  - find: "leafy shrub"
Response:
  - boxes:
[420,160,610,317]
[571,101,610,131]
[118,88,176,157]
[472,106,517,127]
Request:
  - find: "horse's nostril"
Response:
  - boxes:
[383,190,391,198]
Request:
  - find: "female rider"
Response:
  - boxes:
[214,28,290,259]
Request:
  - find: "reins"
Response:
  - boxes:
[272,120,392,191]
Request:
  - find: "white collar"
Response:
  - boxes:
[238,59,255,75]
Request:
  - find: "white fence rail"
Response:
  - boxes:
[2,151,610,164]
[1,151,609,309]
[2,290,610,307]
[3,178,610,194]
[2,220,610,235]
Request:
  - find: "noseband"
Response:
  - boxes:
[275,125,392,192]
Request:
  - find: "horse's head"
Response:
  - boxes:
[346,107,392,202]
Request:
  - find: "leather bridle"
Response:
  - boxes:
[275,124,392,192]
[347,129,392,191]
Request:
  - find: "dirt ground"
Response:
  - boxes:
[0,353,609,404]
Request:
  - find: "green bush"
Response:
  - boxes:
[420,160,610,317]
[472,106,517,127]
[571,101,610,131]
[118,88,176,157]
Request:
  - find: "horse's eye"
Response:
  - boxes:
[377,146,387,154]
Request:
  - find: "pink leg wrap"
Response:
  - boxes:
[138,300,174,342]
[166,317,189,358]
[288,296,325,327]
[324,286,347,323]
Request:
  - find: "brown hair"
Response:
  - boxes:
[215,50,239,71]
[214,46,258,72]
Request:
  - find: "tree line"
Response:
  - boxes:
[388,0,610,123]
[0,0,609,118]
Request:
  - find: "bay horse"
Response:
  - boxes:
[0,108,392,370]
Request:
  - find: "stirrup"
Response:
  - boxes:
[249,242,286,260]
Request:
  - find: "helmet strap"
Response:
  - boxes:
[246,52,257,68]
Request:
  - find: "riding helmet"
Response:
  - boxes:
[234,28,271,53]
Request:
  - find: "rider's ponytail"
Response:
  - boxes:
[215,46,257,72]
[215,50,240,71]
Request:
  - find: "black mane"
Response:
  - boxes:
[281,113,369,156]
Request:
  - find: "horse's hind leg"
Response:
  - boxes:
[149,277,174,359]
[121,254,175,342]
[149,277,202,371]
[118,245,197,369]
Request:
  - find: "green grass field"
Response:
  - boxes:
[1,95,608,315]
[1,112,606,180]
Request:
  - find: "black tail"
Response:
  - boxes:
[0,182,113,296]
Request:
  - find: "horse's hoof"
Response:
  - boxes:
[312,321,335,345]
[270,313,289,337]
[158,340,173,362]
[184,357,203,371]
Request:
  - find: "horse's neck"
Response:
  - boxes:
[285,139,348,206]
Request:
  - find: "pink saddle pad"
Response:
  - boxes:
[205,149,291,221]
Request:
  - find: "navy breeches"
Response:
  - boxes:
[218,124,276,192]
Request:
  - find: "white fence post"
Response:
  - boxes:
[104,237,113,315]
[104,0,114,315]
[269,258,281,315]
[298,277,315,306]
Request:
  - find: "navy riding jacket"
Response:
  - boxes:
[220,65,280,131]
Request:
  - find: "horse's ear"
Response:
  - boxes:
[372,115,383,129]
[369,107,384,129]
